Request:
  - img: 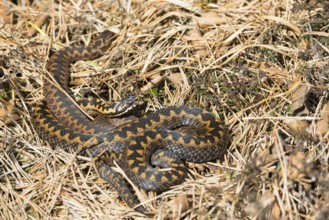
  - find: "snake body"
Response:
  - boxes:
[32,30,230,212]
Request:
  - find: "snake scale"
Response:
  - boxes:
[32,30,230,213]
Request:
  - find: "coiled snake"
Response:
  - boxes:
[32,30,230,213]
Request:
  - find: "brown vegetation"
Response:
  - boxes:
[0,0,328,219]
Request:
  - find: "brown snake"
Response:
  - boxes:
[32,30,230,213]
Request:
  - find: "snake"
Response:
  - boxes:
[32,30,230,213]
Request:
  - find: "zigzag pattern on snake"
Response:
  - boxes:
[32,30,230,213]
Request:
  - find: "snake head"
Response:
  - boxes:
[112,95,138,116]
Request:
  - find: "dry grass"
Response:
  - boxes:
[1,0,329,219]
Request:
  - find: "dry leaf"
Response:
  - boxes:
[27,2,50,37]
[196,11,225,28]
[315,102,329,138]
[0,99,17,125]
[263,15,301,36]
[286,151,314,189]
[284,119,310,135]
[298,38,308,50]
[284,84,310,135]
[0,2,12,24]
[258,61,289,79]
[287,151,307,180]
[271,201,281,220]
[207,163,223,175]
[244,191,276,218]
[195,49,209,57]
[186,29,202,44]
[71,77,89,86]
[173,194,189,217]
[141,71,189,93]
[185,29,208,57]
[140,73,166,93]
[165,0,202,14]
[254,147,279,166]
[166,72,189,89]
[290,85,310,116]
[314,206,329,220]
